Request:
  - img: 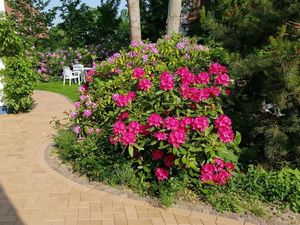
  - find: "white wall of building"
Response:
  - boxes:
[0,0,4,12]
[0,0,6,107]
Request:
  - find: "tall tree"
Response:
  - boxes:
[6,0,55,39]
[166,0,182,34]
[127,0,141,41]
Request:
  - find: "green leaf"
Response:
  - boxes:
[128,146,134,157]
[234,132,241,145]
[133,144,144,150]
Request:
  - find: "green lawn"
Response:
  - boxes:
[35,81,79,102]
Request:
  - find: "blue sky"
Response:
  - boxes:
[47,0,127,25]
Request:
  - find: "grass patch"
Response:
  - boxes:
[35,81,79,102]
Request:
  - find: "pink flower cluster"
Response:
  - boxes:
[200,157,235,185]
[147,114,210,148]
[71,94,97,120]
[209,63,230,86]
[111,115,150,146]
[133,67,145,79]
[174,66,229,103]
[138,78,152,91]
[85,69,95,83]
[215,115,234,143]
[155,168,169,181]
[159,72,174,91]
[148,113,163,127]
[152,149,175,181]
[112,92,136,107]
[73,125,81,134]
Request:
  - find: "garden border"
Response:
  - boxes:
[43,144,269,225]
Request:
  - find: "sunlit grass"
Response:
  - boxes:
[35,81,79,102]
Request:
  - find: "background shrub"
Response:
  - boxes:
[199,166,300,213]
[1,55,37,113]
[0,14,38,113]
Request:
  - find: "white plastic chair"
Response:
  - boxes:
[73,64,85,83]
[62,66,81,86]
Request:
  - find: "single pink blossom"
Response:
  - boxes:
[155,168,169,181]
[215,73,230,86]
[210,86,221,97]
[197,72,210,85]
[164,117,180,130]
[113,120,126,135]
[78,85,87,93]
[215,157,225,169]
[133,67,145,79]
[117,112,129,120]
[218,128,234,143]
[180,70,196,85]
[215,115,232,129]
[128,121,142,134]
[153,131,168,140]
[85,100,92,107]
[95,128,102,134]
[200,173,214,182]
[73,125,81,134]
[191,116,209,132]
[164,154,175,168]
[180,117,193,129]
[159,72,174,91]
[201,163,217,174]
[138,78,152,91]
[176,67,190,76]
[83,109,92,118]
[127,91,136,100]
[148,113,163,127]
[225,89,231,96]
[168,129,186,148]
[87,128,94,134]
[70,111,78,118]
[112,92,135,107]
[121,132,136,145]
[152,149,163,160]
[209,63,227,75]
[74,102,81,109]
[213,170,232,185]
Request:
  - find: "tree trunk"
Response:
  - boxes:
[127,0,141,42]
[166,0,182,35]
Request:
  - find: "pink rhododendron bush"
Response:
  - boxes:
[61,35,241,204]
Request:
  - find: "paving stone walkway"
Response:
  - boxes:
[0,91,254,225]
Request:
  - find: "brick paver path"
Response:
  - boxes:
[0,91,253,225]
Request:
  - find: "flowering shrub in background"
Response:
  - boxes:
[36,44,116,81]
[68,35,240,185]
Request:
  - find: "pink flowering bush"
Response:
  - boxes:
[69,35,240,185]
[200,157,235,185]
[36,45,103,81]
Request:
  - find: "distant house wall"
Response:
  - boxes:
[3,0,48,38]
[0,0,5,107]
[0,0,5,12]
